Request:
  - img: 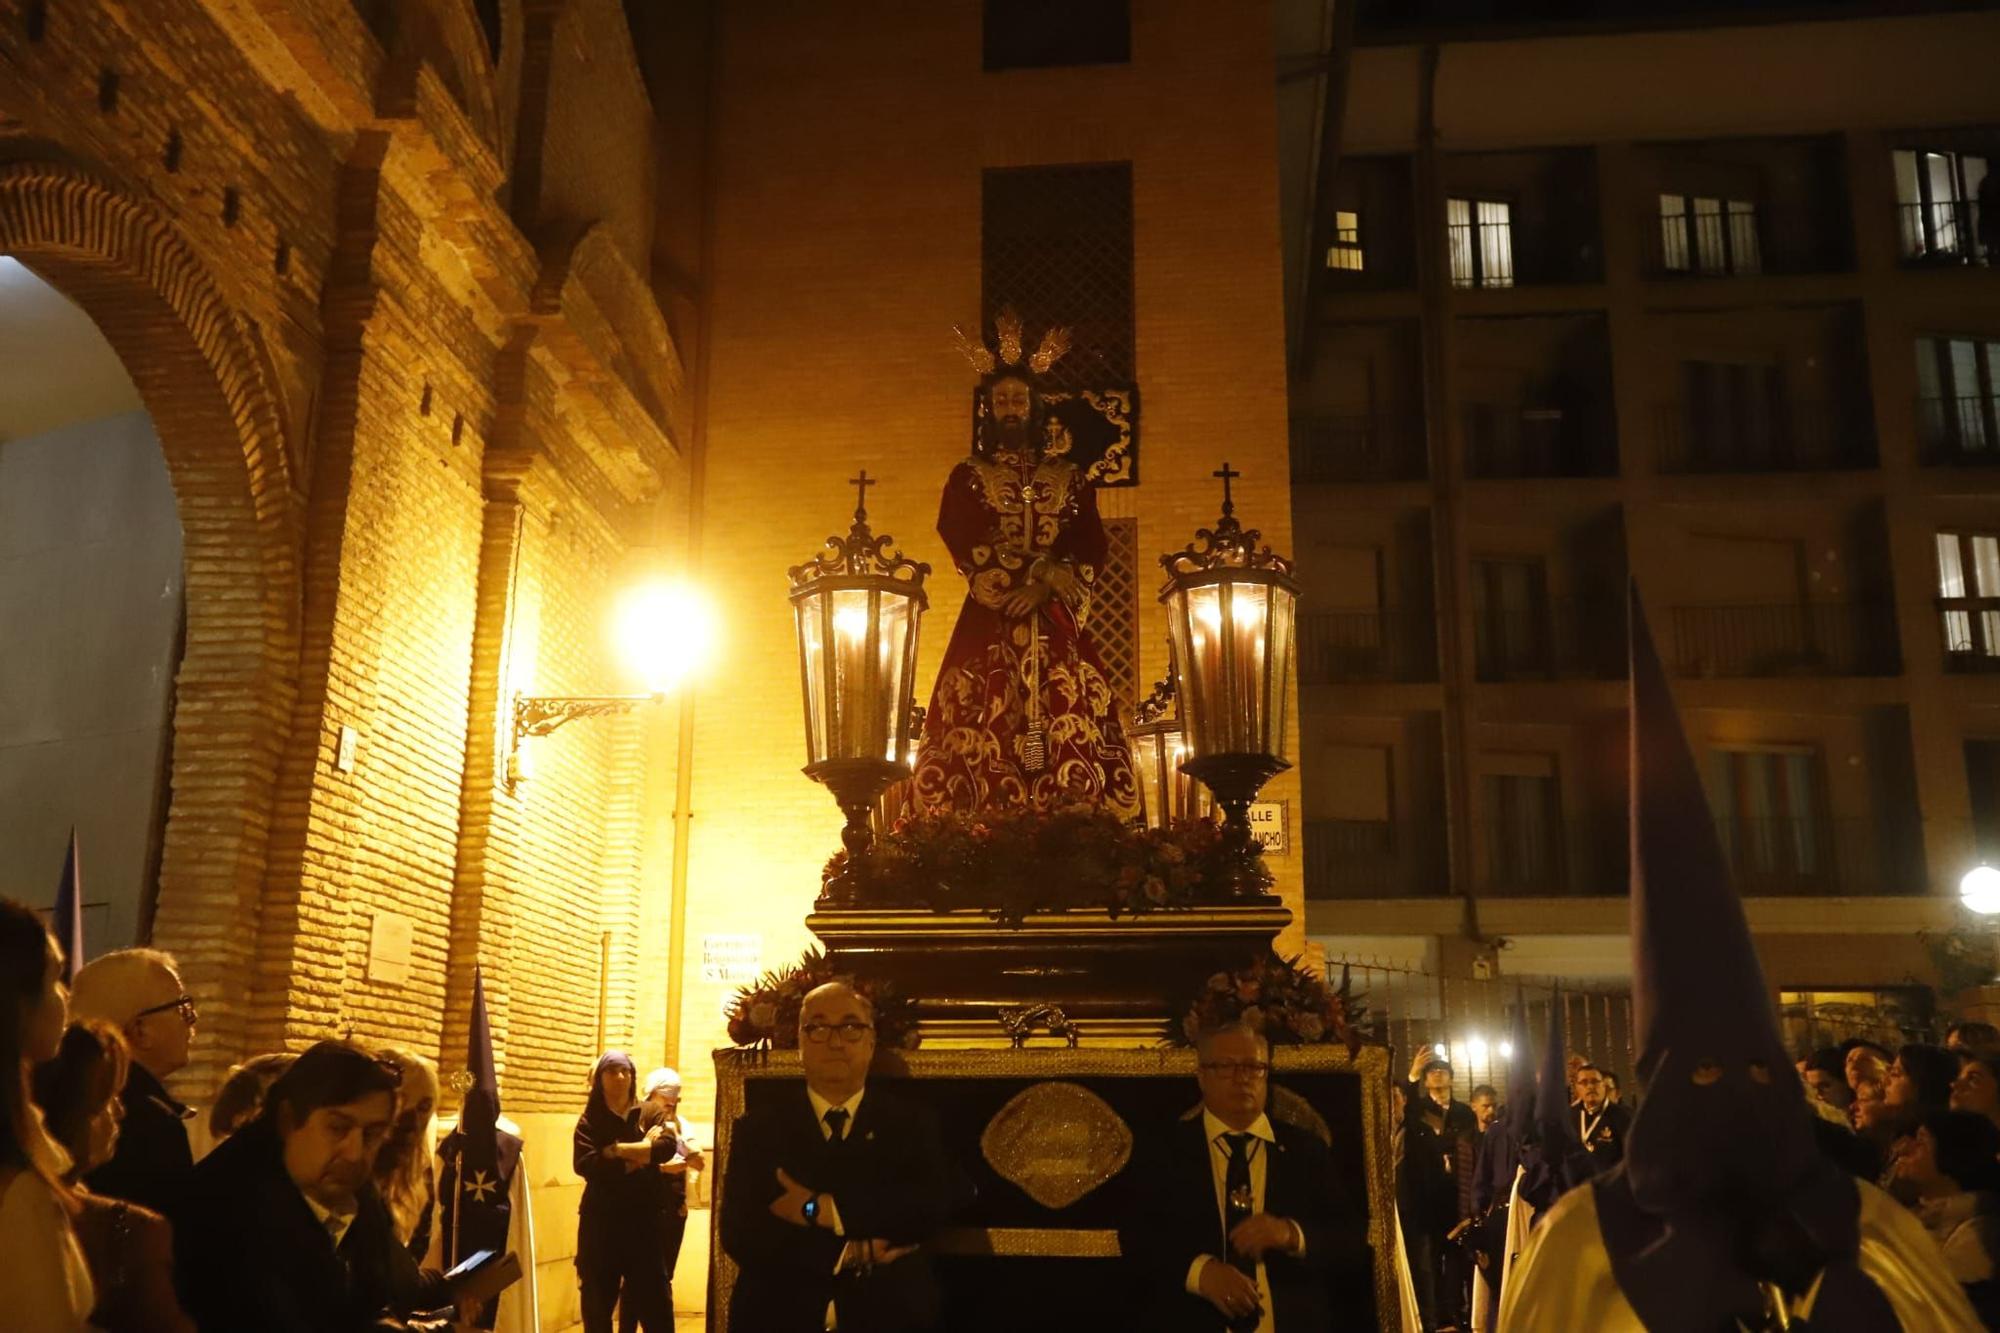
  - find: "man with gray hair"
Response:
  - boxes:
[69,946,198,1216]
[719,980,965,1331]
[1122,1022,1362,1331]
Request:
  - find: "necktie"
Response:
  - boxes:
[1222,1133,1259,1332]
[824,1107,849,1144]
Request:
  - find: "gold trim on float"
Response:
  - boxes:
[929,1225,1123,1258]
[806,907,1293,936]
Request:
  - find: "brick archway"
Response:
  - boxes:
[0,164,301,1083]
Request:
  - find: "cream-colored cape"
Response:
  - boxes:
[1498,1179,1979,1332]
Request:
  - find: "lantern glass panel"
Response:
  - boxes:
[1167,575,1297,761]
[1133,727,1166,828]
[796,591,830,765]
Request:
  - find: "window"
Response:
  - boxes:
[1713,747,1828,892]
[1659,194,1761,276]
[1916,336,2000,459]
[1936,531,2000,666]
[983,162,1135,392]
[1447,197,1513,289]
[1678,360,1786,470]
[1471,557,1550,678]
[1327,210,1364,271]
[1894,147,1988,264]
[983,0,1129,71]
[1481,756,1561,891]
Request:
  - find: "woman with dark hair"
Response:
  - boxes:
[0,895,92,1329]
[32,1019,195,1332]
[573,1049,676,1333]
[1886,1043,1962,1120]
[1891,1109,2000,1324]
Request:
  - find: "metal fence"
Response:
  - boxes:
[1325,954,1635,1108]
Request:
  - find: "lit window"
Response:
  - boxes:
[1894,147,1989,264]
[1327,209,1364,271]
[1916,336,2000,458]
[1447,197,1513,289]
[1937,531,2000,663]
[1714,747,1827,892]
[1659,194,1761,276]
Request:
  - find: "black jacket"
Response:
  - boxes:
[1574,1100,1631,1172]
[87,1062,194,1219]
[1120,1115,1368,1333]
[172,1118,450,1332]
[1399,1085,1480,1229]
[719,1084,965,1333]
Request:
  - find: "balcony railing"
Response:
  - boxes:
[1918,394,2000,464]
[1304,819,1449,899]
[1897,200,1990,268]
[1483,819,1569,896]
[1940,598,2000,673]
[1715,816,1921,896]
[1462,402,1615,479]
[1654,402,1873,474]
[1298,608,1437,683]
[1641,207,1849,279]
[1473,598,1627,682]
[1290,413,1426,483]
[1668,603,1898,678]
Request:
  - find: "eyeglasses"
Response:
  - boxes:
[1199,1060,1271,1079]
[801,1020,875,1045]
[134,995,198,1026]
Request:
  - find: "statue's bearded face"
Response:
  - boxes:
[984,376,1035,451]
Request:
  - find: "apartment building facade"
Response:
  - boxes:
[1292,5,2000,1044]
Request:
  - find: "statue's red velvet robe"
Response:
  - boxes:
[911,449,1141,819]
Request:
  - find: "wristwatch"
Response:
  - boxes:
[802,1193,823,1226]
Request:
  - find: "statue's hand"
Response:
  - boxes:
[1002,581,1055,618]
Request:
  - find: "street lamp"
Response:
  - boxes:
[1963,864,2000,916]
[1127,670,1209,829]
[789,471,930,879]
[507,580,715,789]
[1158,462,1299,874]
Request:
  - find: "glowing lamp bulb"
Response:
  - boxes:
[1963,865,2000,916]
[832,605,870,641]
[614,581,718,693]
[1466,1036,1489,1062]
[1497,1041,1514,1060]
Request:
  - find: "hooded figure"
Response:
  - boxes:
[1500,588,1975,1331]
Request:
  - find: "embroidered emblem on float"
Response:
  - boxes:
[980,1080,1132,1209]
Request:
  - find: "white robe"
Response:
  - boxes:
[1499,1179,1980,1332]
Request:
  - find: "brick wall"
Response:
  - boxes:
[680,0,1305,1118]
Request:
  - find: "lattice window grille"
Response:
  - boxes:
[1094,517,1142,718]
[982,163,1136,393]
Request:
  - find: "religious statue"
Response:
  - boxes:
[910,312,1142,819]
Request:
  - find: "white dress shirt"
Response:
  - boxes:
[1185,1109,1305,1333]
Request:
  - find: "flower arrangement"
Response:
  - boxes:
[725,949,920,1050]
[1176,952,1366,1056]
[820,804,1270,927]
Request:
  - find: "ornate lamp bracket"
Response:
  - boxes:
[506,691,662,790]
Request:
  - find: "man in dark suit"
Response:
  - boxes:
[1571,1063,1630,1171]
[174,1039,458,1332]
[1122,1022,1366,1332]
[70,948,199,1218]
[719,982,965,1333]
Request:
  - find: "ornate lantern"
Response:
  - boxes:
[1128,671,1209,829]
[788,472,930,864]
[1158,462,1298,857]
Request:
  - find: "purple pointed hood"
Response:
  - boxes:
[1622,585,1819,1213]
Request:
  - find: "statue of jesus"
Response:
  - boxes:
[910,314,1141,819]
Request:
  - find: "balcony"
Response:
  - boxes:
[1289,413,1426,484]
[1483,823,1569,896]
[1642,203,1849,279]
[1941,599,2000,674]
[1897,200,1990,269]
[1305,819,1445,899]
[1716,817,1921,896]
[1918,395,2000,465]
[1668,603,1898,678]
[1653,402,1873,475]
[1298,608,1437,684]
[1473,598,1625,682]
[1463,401,1615,479]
